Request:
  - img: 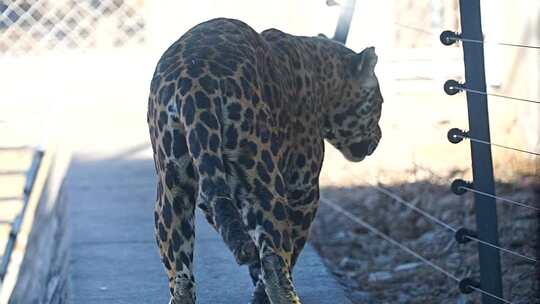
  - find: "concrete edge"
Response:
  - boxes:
[0,145,71,304]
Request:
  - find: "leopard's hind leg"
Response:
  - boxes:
[151,118,198,304]
[180,80,257,267]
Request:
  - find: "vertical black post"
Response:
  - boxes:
[333,0,357,43]
[458,0,503,302]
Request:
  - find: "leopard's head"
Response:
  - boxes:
[323,46,383,162]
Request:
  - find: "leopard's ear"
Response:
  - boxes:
[351,46,378,77]
[317,33,329,39]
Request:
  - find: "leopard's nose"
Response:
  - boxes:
[348,140,371,158]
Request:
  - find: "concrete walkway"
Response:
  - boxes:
[66,144,350,303]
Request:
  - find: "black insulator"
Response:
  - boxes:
[447,128,467,144]
[444,79,462,95]
[459,277,481,294]
[451,179,471,195]
[440,30,460,46]
[454,227,477,244]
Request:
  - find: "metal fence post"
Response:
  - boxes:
[443,1,504,303]
[333,0,357,43]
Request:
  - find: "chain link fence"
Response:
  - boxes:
[0,0,146,55]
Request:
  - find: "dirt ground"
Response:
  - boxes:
[311,166,538,304]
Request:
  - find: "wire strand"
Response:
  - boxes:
[459,186,540,212]
[321,197,515,304]
[454,134,540,157]
[454,86,540,105]
[468,286,514,304]
[394,22,540,51]
[368,183,457,232]
[457,37,540,50]
[0,196,22,202]
[0,146,31,151]
[352,181,539,264]
[393,22,438,36]
[320,197,460,281]
[393,23,540,51]
[0,170,26,176]
[466,235,538,264]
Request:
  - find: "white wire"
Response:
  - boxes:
[459,186,540,212]
[392,23,540,51]
[453,134,540,157]
[368,183,457,232]
[469,286,513,304]
[320,197,460,281]
[457,37,540,51]
[455,86,540,105]
[465,236,538,264]
[364,180,537,263]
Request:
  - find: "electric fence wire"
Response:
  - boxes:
[368,182,457,232]
[365,182,539,263]
[458,185,540,212]
[468,286,514,304]
[0,196,23,202]
[395,23,540,105]
[453,37,540,50]
[0,146,31,151]
[393,22,438,36]
[454,134,540,157]
[452,86,540,105]
[466,235,537,264]
[0,169,26,176]
[394,22,540,50]
[320,197,514,304]
[321,197,459,279]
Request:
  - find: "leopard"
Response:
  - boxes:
[147,18,383,304]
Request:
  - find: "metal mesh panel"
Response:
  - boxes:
[0,0,146,55]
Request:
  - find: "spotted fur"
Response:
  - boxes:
[147,18,383,304]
